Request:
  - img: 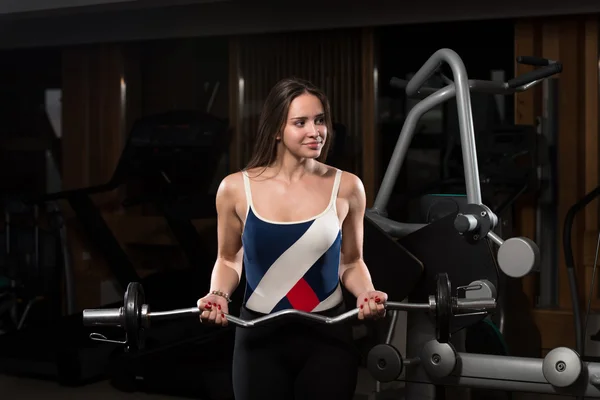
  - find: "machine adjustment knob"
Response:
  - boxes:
[542,347,582,388]
[420,340,457,379]
[497,237,540,278]
[454,213,478,234]
[367,344,404,383]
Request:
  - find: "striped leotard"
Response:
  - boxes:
[240,169,344,314]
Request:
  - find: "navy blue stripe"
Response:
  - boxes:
[243,279,254,302]
[301,231,342,301]
[271,296,293,312]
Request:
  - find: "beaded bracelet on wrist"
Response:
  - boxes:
[211,290,232,303]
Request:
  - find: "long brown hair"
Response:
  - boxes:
[244,77,334,171]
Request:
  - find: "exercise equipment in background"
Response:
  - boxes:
[0,198,68,334]
[364,49,594,399]
[0,110,232,395]
[563,185,600,362]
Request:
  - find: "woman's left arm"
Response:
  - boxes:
[339,173,387,319]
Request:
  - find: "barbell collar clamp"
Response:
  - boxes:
[89,332,127,346]
[141,304,150,328]
[454,298,496,313]
[83,307,123,327]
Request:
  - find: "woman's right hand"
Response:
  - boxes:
[197,293,229,327]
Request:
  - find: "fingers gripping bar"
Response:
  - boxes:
[82,274,496,351]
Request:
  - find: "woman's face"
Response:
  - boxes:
[278,93,327,160]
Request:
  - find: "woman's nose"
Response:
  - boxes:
[307,123,319,135]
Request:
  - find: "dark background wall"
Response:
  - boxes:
[1,0,600,49]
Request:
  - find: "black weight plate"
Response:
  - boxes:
[436,273,451,343]
[136,283,146,349]
[124,282,144,350]
[367,344,404,383]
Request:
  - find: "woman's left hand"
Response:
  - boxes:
[357,290,388,320]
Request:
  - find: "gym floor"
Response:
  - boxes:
[0,374,182,400]
[0,367,383,400]
[0,371,579,400]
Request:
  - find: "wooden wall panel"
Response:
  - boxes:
[556,20,585,311]
[361,28,378,207]
[61,44,133,310]
[229,29,365,175]
[515,15,600,351]
[62,44,128,206]
[229,37,243,172]
[61,38,231,310]
[137,38,229,122]
[582,17,600,311]
[62,48,92,192]
[514,19,542,307]
[135,37,230,196]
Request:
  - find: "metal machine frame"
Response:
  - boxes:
[367,48,600,398]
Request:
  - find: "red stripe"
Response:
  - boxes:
[286,278,320,312]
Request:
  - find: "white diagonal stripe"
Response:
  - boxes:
[246,208,340,313]
[311,283,343,312]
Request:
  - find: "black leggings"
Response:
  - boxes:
[232,303,360,400]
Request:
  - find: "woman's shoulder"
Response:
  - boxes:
[318,163,364,195]
[217,168,273,195]
[216,171,246,199]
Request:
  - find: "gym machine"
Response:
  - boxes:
[0,197,73,379]
[81,49,600,399]
[0,110,232,387]
[364,48,600,398]
[564,184,600,360]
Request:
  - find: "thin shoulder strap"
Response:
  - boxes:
[328,169,343,207]
[241,170,254,217]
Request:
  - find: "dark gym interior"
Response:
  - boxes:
[1,1,600,399]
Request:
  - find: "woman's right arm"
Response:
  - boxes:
[209,174,244,296]
[197,174,244,325]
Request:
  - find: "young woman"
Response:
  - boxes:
[197,77,388,399]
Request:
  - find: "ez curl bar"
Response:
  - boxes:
[82,273,494,351]
[82,275,600,397]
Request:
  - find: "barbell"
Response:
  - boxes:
[82,273,496,351]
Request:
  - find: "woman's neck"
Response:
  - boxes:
[271,153,316,183]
